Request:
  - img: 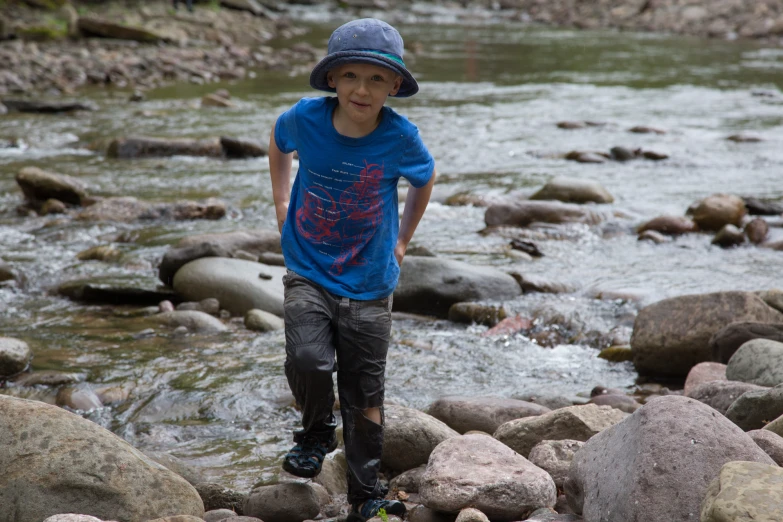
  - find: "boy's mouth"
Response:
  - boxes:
[350,100,371,109]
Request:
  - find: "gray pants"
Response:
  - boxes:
[283,270,393,504]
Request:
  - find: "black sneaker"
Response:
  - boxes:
[281,431,337,478]
[347,499,407,522]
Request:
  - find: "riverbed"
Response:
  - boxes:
[1,14,782,491]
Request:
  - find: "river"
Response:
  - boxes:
[1,11,782,491]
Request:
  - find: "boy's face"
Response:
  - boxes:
[327,63,403,130]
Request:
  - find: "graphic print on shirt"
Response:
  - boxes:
[296,159,385,276]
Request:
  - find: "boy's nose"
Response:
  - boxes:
[356,80,370,96]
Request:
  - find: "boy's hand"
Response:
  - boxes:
[394,240,407,266]
[275,202,289,233]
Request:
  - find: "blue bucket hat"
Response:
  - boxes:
[309,18,419,98]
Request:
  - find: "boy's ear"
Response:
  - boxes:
[327,70,336,89]
[389,75,403,96]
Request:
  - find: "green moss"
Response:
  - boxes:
[598,345,634,363]
[17,23,67,40]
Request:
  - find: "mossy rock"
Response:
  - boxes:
[17,23,67,40]
[598,345,634,363]
[22,0,68,9]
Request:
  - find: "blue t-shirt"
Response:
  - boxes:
[274,97,434,300]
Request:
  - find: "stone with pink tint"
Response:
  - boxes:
[683,362,727,395]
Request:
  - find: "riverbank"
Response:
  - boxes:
[1,0,782,97]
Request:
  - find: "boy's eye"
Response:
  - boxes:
[344,72,356,78]
[372,75,384,81]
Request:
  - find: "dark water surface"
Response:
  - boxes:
[1,14,782,489]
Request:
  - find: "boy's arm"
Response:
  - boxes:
[395,168,437,265]
[268,122,293,233]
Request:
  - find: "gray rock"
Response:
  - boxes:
[407,505,456,522]
[701,461,783,522]
[690,194,747,232]
[637,215,697,236]
[758,289,783,315]
[42,516,103,522]
[493,404,627,458]
[2,99,98,113]
[55,384,103,411]
[204,509,239,522]
[564,396,774,521]
[420,433,556,520]
[529,177,614,204]
[710,321,783,363]
[394,257,521,318]
[220,136,268,158]
[389,465,426,493]
[454,507,489,522]
[13,370,84,387]
[485,200,606,228]
[175,230,281,257]
[447,303,507,327]
[57,275,179,306]
[683,362,727,395]
[151,310,228,333]
[76,196,225,222]
[245,309,284,332]
[243,483,319,522]
[685,380,767,415]
[195,483,246,514]
[143,450,205,487]
[0,337,32,377]
[743,197,783,216]
[527,440,584,488]
[637,229,670,244]
[0,395,204,521]
[426,396,550,434]
[173,258,285,317]
[587,393,641,413]
[314,449,348,495]
[15,166,87,206]
[159,242,233,287]
[107,136,223,158]
[748,429,783,466]
[745,218,769,244]
[712,224,745,248]
[631,291,783,378]
[382,404,459,472]
[78,17,165,42]
[727,339,783,386]
[725,384,783,431]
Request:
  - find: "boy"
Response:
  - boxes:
[268,17,437,522]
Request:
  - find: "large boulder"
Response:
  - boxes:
[701,461,783,522]
[685,380,767,415]
[493,404,627,457]
[0,395,204,521]
[419,433,556,520]
[529,177,614,204]
[172,258,285,317]
[485,200,606,228]
[631,291,783,378]
[394,257,521,318]
[76,197,225,222]
[175,230,281,256]
[382,405,460,473]
[726,339,783,386]
[710,322,783,363]
[564,396,774,522]
[15,166,87,206]
[427,396,550,434]
[243,483,320,522]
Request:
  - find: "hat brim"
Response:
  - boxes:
[309,51,419,98]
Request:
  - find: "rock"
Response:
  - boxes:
[244,309,284,332]
[726,339,783,387]
[742,197,783,216]
[175,230,281,256]
[0,260,20,283]
[683,362,727,394]
[77,245,122,262]
[419,433,556,519]
[636,229,668,244]
[454,507,489,522]
[509,239,543,257]
[148,516,210,522]
[481,315,532,337]
[177,297,220,316]
[78,17,165,42]
[13,370,84,387]
[382,404,459,472]
[508,272,575,294]
[637,215,697,235]
[220,0,270,15]
[144,450,205,487]
[557,121,586,129]
[150,310,228,333]
[1,99,98,113]
[564,396,774,521]
[748,430,783,466]
[588,394,641,413]
[628,125,666,134]
[389,465,426,493]
[727,133,763,143]
[685,380,767,415]
[690,194,747,232]
[58,275,178,306]
[529,177,614,204]
[641,150,668,161]
[597,346,633,362]
[725,384,783,431]
[173,258,285,317]
[564,151,607,163]
[107,137,224,158]
[408,505,456,522]
[159,242,233,287]
[0,395,204,521]
[258,252,286,266]
[609,146,636,161]
[243,483,320,522]
[394,257,521,318]
[427,396,550,434]
[758,290,783,315]
[220,136,268,158]
[202,93,235,108]
[313,449,348,495]
[195,482,246,514]
[43,516,103,522]
[76,197,225,222]
[525,512,582,521]
[0,337,32,377]
[485,200,606,228]
[631,291,783,378]
[745,218,769,244]
[701,461,783,522]
[204,509,240,522]
[527,440,584,488]
[712,224,745,248]
[56,384,103,411]
[15,166,87,206]
[40,198,67,214]
[447,303,507,327]
[493,404,627,458]
[710,321,783,363]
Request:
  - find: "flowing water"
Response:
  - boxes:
[1,9,783,490]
